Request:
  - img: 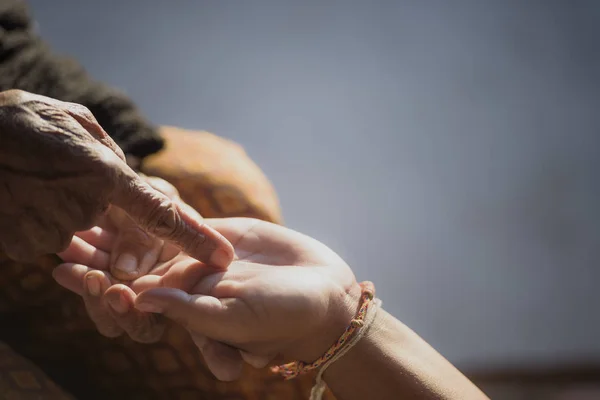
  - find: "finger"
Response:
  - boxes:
[75,226,116,252]
[109,211,163,281]
[128,258,219,294]
[190,332,243,381]
[129,274,162,294]
[83,270,123,338]
[103,285,165,343]
[142,176,180,200]
[53,263,161,343]
[126,254,193,293]
[158,259,223,293]
[138,175,190,264]
[134,288,244,340]
[57,236,110,270]
[130,256,242,300]
[53,263,92,296]
[109,166,234,269]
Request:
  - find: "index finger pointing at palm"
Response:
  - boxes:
[106,153,234,269]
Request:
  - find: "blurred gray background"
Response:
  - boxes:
[28,0,600,372]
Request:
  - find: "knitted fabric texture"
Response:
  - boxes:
[0,0,163,158]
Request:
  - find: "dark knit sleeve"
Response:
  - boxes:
[0,0,164,158]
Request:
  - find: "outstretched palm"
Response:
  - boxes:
[55,217,359,381]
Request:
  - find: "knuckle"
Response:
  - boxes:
[34,104,71,126]
[0,89,26,104]
[147,198,181,237]
[65,102,95,120]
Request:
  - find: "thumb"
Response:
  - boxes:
[107,157,234,269]
[134,288,242,341]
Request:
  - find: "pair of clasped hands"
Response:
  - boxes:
[54,186,358,382]
[0,90,358,381]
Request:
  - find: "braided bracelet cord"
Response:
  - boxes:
[271,281,377,380]
[310,297,381,400]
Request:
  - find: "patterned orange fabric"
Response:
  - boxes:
[0,127,333,399]
[0,341,73,400]
[143,126,283,224]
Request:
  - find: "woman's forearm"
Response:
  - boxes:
[323,309,489,400]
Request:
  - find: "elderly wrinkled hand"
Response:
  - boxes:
[0,89,233,269]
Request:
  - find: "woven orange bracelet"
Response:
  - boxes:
[271,281,376,380]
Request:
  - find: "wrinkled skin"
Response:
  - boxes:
[54,176,183,343]
[0,89,233,269]
[106,174,182,281]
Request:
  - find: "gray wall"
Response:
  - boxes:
[28,0,600,370]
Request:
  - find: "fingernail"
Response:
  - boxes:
[135,302,163,314]
[109,293,129,315]
[86,276,101,297]
[210,248,231,269]
[115,253,138,275]
[140,252,158,271]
